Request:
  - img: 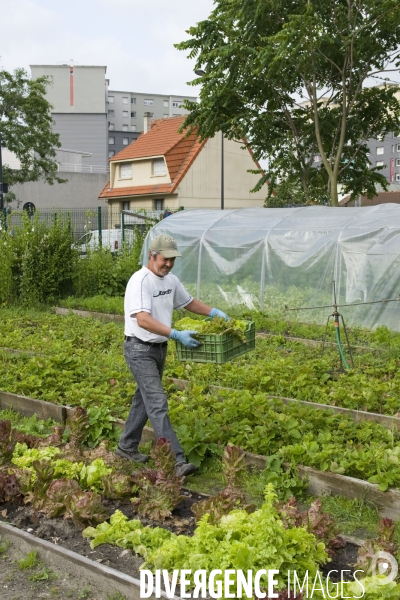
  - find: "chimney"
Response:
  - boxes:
[144,112,152,134]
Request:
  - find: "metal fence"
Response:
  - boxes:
[0,205,219,249]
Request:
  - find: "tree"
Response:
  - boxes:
[0,68,64,197]
[176,0,400,206]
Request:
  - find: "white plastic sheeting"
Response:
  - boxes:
[141,205,400,330]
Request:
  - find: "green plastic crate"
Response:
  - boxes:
[174,320,255,364]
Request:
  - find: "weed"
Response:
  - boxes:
[106,593,127,600]
[0,536,10,555]
[28,567,55,581]
[77,586,93,599]
[16,550,40,569]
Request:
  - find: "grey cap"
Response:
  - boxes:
[149,234,182,258]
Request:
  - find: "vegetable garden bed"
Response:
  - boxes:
[3,389,400,518]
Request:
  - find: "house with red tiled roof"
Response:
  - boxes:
[98,115,267,211]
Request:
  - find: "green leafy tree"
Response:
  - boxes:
[0,68,64,197]
[176,0,400,206]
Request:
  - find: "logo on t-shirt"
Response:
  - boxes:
[153,289,172,297]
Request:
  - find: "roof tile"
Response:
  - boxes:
[100,116,206,199]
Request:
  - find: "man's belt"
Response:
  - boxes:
[124,335,168,348]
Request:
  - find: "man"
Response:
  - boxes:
[117,234,229,477]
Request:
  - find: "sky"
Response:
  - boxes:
[0,0,215,95]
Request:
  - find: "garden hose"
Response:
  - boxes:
[335,322,350,371]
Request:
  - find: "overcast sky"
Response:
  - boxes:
[0,0,215,95]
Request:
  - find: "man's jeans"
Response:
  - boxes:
[119,341,185,462]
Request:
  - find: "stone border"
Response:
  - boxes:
[0,520,175,600]
[2,388,400,518]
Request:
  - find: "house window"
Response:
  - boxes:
[396,159,400,167]
[131,125,137,131]
[376,147,384,155]
[131,98,136,104]
[376,161,384,166]
[120,163,132,178]
[396,174,400,182]
[153,157,166,175]
[108,123,115,131]
[123,111,129,118]
[172,101,182,108]
[163,100,169,107]
[163,113,169,118]
[131,112,136,118]
[154,199,165,210]
[122,97,128,104]
[108,137,115,145]
[144,99,154,106]
[108,109,115,116]
[108,96,114,103]
[313,155,320,162]
[122,137,129,146]
[122,201,130,211]
[397,144,400,152]
[108,150,115,158]
[122,124,128,132]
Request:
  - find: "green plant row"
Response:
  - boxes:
[167,386,400,491]
[56,293,400,350]
[1,309,400,420]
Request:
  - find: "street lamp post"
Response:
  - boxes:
[195,69,224,210]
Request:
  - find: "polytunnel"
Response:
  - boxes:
[141,204,400,331]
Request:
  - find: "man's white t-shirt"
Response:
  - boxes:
[124,267,193,342]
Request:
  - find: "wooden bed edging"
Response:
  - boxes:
[0,520,174,600]
[55,307,124,322]
[2,389,400,518]
[168,378,400,431]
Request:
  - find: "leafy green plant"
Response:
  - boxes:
[65,490,109,529]
[42,478,81,518]
[356,518,399,577]
[0,420,15,466]
[176,316,248,342]
[0,471,21,503]
[192,446,254,524]
[277,497,345,557]
[131,438,184,521]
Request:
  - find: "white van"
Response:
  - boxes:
[74,229,135,255]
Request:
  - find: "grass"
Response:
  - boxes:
[106,593,127,600]
[317,494,380,538]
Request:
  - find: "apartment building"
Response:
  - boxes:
[30,64,109,169]
[106,91,197,157]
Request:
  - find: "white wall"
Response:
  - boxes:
[176,135,267,207]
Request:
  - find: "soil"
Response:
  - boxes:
[0,489,360,593]
[0,489,206,581]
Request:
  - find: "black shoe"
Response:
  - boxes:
[115,446,149,463]
[175,461,197,477]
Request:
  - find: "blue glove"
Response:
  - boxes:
[170,329,201,348]
[209,308,229,321]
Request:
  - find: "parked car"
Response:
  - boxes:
[74,229,135,255]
